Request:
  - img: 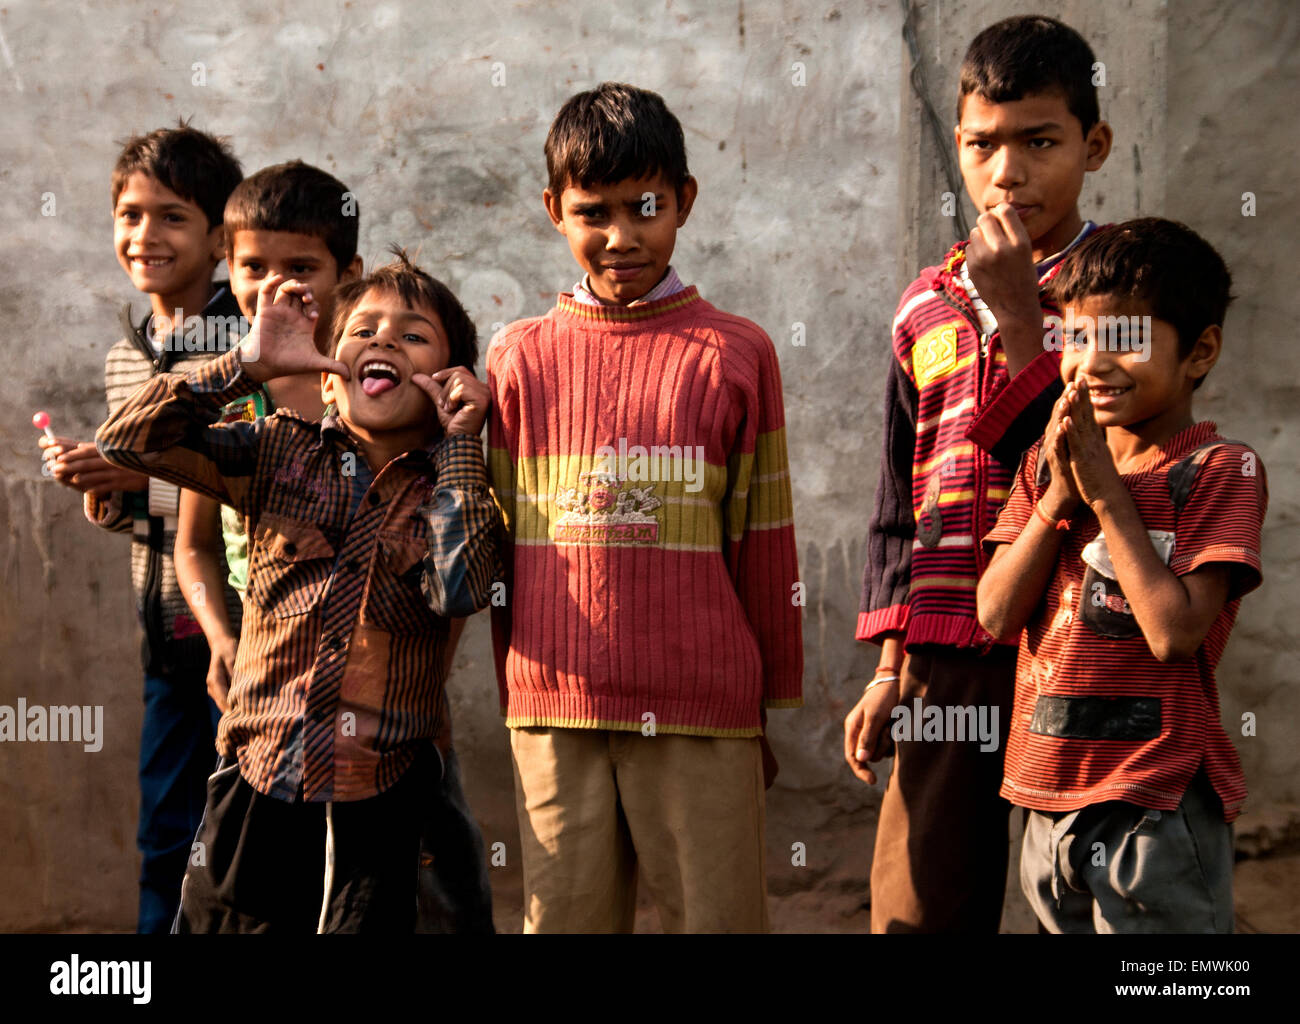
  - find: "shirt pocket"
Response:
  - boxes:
[248,513,336,618]
[360,530,446,636]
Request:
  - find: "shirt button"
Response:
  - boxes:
[310,706,331,724]
[368,492,381,506]
[343,559,360,574]
[283,542,297,556]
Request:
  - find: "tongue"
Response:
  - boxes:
[362,377,396,396]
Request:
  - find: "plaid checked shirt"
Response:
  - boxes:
[96,347,501,802]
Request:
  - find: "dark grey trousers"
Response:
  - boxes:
[1020,770,1234,933]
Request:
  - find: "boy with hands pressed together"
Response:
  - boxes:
[97,255,499,931]
[978,219,1266,933]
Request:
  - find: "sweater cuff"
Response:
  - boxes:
[84,488,117,527]
[856,605,910,643]
[966,350,1060,452]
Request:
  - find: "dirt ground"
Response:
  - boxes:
[485,787,1300,934]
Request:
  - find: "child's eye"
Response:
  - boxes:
[352,327,375,338]
[165,213,186,222]
[118,210,139,221]
[1066,331,1090,351]
[403,333,427,344]
[966,139,992,151]
[1028,138,1055,150]
[291,264,314,275]
[243,262,264,274]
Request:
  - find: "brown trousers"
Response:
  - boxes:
[869,646,1017,933]
[510,727,769,933]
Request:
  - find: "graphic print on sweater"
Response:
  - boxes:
[554,467,664,546]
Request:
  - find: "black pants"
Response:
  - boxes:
[174,747,435,933]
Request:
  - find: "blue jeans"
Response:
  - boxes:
[138,670,221,933]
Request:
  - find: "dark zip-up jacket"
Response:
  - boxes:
[857,235,1094,650]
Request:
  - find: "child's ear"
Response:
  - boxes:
[208,224,226,264]
[1185,324,1222,385]
[543,188,566,233]
[1084,120,1113,172]
[675,177,699,226]
[340,255,363,284]
[321,370,336,406]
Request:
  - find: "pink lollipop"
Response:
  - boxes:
[32,410,55,441]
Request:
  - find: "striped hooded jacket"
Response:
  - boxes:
[85,284,244,677]
[858,230,1096,650]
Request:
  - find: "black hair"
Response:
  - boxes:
[958,16,1101,135]
[330,246,477,372]
[111,120,243,230]
[224,161,358,275]
[545,82,690,196]
[1050,218,1233,388]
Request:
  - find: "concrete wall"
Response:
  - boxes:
[0,0,1295,931]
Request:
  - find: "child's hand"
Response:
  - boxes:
[1040,387,1082,519]
[412,367,490,438]
[239,274,350,384]
[1061,382,1123,508]
[39,434,82,488]
[206,634,237,713]
[965,202,1041,332]
[40,436,149,495]
[843,676,900,785]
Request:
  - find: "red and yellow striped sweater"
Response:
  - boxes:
[486,287,803,736]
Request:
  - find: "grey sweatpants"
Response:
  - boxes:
[1020,770,1234,934]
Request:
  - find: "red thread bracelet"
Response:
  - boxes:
[1034,501,1071,532]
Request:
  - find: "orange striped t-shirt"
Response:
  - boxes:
[983,421,1267,822]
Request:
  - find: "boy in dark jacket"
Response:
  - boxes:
[843,16,1112,932]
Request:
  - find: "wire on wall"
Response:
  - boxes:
[901,0,970,239]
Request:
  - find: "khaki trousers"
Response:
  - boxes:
[510,727,769,933]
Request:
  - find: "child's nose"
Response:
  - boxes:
[134,214,159,243]
[604,218,637,251]
[1078,336,1115,375]
[990,147,1026,190]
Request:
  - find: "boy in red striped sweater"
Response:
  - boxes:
[487,82,802,933]
[979,219,1267,932]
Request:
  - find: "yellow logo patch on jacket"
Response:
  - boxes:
[913,324,960,388]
